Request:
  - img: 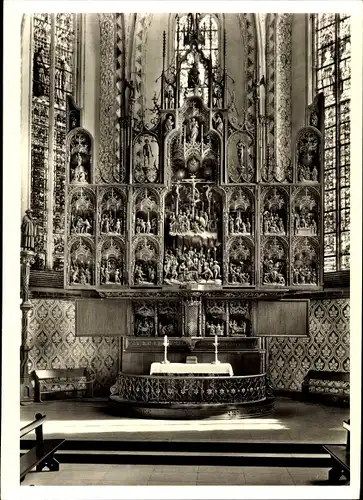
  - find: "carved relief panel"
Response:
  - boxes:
[132,236,161,286]
[133,302,156,337]
[227,237,254,286]
[67,237,95,287]
[69,187,96,237]
[164,182,223,285]
[204,301,226,337]
[99,187,126,237]
[226,186,255,237]
[203,300,253,337]
[292,187,320,237]
[228,301,252,337]
[133,187,162,236]
[157,301,182,336]
[98,238,125,287]
[261,187,289,238]
[291,237,319,287]
[261,237,288,287]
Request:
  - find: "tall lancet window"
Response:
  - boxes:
[313,14,351,272]
[31,13,76,270]
[175,13,220,106]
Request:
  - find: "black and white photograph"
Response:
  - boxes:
[2,2,362,499]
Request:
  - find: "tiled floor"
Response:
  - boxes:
[21,463,332,486]
[20,396,350,486]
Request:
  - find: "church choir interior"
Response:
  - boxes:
[11,9,358,493]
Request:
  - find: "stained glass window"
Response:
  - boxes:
[313,14,351,272]
[31,14,76,270]
[175,14,219,106]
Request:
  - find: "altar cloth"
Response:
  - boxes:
[150,362,234,376]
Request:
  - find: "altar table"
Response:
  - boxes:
[150,362,234,376]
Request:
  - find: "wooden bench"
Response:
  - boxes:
[323,419,350,483]
[20,413,65,482]
[33,368,95,402]
[302,370,349,405]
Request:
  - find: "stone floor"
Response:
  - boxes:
[20,396,350,487]
[21,463,332,486]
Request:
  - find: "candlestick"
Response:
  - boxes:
[162,334,170,364]
[212,333,220,364]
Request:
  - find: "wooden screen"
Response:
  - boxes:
[75,299,129,336]
[255,299,309,337]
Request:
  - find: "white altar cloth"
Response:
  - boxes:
[150,362,234,376]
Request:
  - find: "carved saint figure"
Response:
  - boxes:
[166,85,174,108]
[189,117,199,144]
[142,139,154,169]
[214,113,223,135]
[165,114,174,134]
[72,153,88,183]
[236,140,246,170]
[21,209,37,251]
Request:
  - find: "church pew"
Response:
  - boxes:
[20,413,65,482]
[323,419,350,483]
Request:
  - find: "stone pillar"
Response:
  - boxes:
[20,250,35,403]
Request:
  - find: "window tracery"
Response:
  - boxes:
[313,14,351,272]
[31,13,77,270]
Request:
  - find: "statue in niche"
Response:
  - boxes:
[228,133,254,183]
[21,209,37,251]
[33,47,48,98]
[143,139,154,170]
[134,135,159,183]
[213,84,223,108]
[164,114,175,134]
[165,85,174,109]
[297,129,320,182]
[72,153,88,184]
[188,61,200,89]
[213,113,223,135]
[189,117,199,144]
